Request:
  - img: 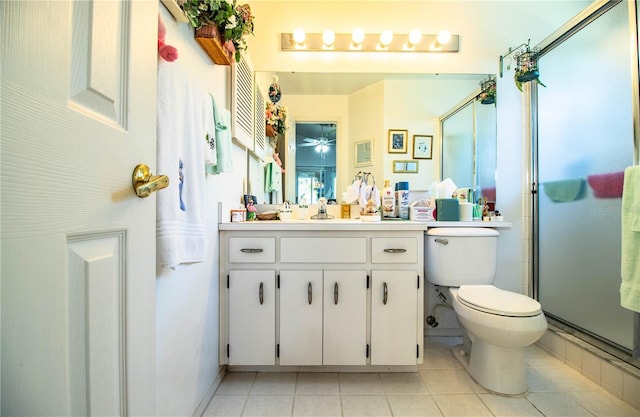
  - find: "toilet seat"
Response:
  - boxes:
[456,285,542,317]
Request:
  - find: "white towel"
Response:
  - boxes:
[205,96,233,175]
[156,61,208,269]
[621,165,640,312]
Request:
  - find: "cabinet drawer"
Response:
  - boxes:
[280,238,366,263]
[371,237,417,263]
[229,237,276,263]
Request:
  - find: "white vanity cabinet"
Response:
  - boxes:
[228,270,276,365]
[371,270,418,365]
[219,224,425,370]
[279,269,367,366]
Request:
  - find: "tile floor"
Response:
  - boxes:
[202,337,640,417]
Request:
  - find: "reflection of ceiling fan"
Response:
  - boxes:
[299,137,336,148]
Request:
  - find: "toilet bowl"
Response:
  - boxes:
[425,228,547,395]
[449,285,547,395]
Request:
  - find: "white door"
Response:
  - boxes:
[228,270,276,365]
[279,270,323,365]
[323,270,367,365]
[371,270,418,365]
[2,1,157,415]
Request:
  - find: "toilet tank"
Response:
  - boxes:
[425,227,499,286]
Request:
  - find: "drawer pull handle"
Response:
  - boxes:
[434,238,449,245]
[383,282,388,305]
[334,282,339,305]
[241,248,264,253]
[259,282,264,305]
[384,248,407,253]
[308,282,313,305]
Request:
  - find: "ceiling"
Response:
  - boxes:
[270,72,486,95]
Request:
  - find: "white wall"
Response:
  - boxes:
[349,83,385,191]
[155,5,247,416]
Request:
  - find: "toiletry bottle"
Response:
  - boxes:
[396,181,410,220]
[382,180,396,218]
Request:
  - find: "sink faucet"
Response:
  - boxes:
[312,197,333,220]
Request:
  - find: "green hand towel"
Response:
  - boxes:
[542,178,584,202]
[620,165,640,312]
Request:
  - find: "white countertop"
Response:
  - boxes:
[218,219,512,231]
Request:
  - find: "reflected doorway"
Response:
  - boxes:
[295,122,337,204]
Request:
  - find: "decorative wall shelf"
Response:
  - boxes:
[160,0,188,23]
[195,25,232,65]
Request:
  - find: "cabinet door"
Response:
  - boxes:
[371,270,418,365]
[323,270,368,365]
[228,270,276,365]
[279,270,323,365]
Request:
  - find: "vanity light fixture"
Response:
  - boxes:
[281,29,459,53]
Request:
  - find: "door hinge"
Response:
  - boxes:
[417,275,420,289]
[277,274,280,289]
[366,275,370,289]
[417,344,420,359]
[227,274,230,289]
[226,344,230,358]
[531,182,538,194]
[277,344,280,358]
[366,344,370,358]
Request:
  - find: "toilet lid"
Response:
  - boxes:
[456,285,542,317]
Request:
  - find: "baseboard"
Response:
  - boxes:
[192,366,227,417]
[424,327,463,337]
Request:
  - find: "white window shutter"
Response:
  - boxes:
[254,85,266,158]
[231,54,254,149]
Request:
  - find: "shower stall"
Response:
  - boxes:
[532,0,638,360]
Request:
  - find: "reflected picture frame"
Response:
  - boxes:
[392,160,419,173]
[355,139,373,167]
[388,129,408,153]
[413,134,433,159]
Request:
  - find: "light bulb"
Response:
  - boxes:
[322,29,335,47]
[293,28,306,45]
[408,29,422,46]
[437,30,451,45]
[352,28,365,46]
[379,30,393,47]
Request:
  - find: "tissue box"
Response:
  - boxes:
[410,206,435,221]
[436,198,460,221]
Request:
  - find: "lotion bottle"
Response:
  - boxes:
[381,179,396,218]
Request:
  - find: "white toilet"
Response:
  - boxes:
[425,227,547,395]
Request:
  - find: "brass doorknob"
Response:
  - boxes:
[132,164,169,198]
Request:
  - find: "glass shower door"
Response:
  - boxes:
[536,2,634,350]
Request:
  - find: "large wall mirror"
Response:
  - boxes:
[256,71,497,205]
[440,93,497,203]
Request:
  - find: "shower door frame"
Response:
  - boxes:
[530,0,640,363]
